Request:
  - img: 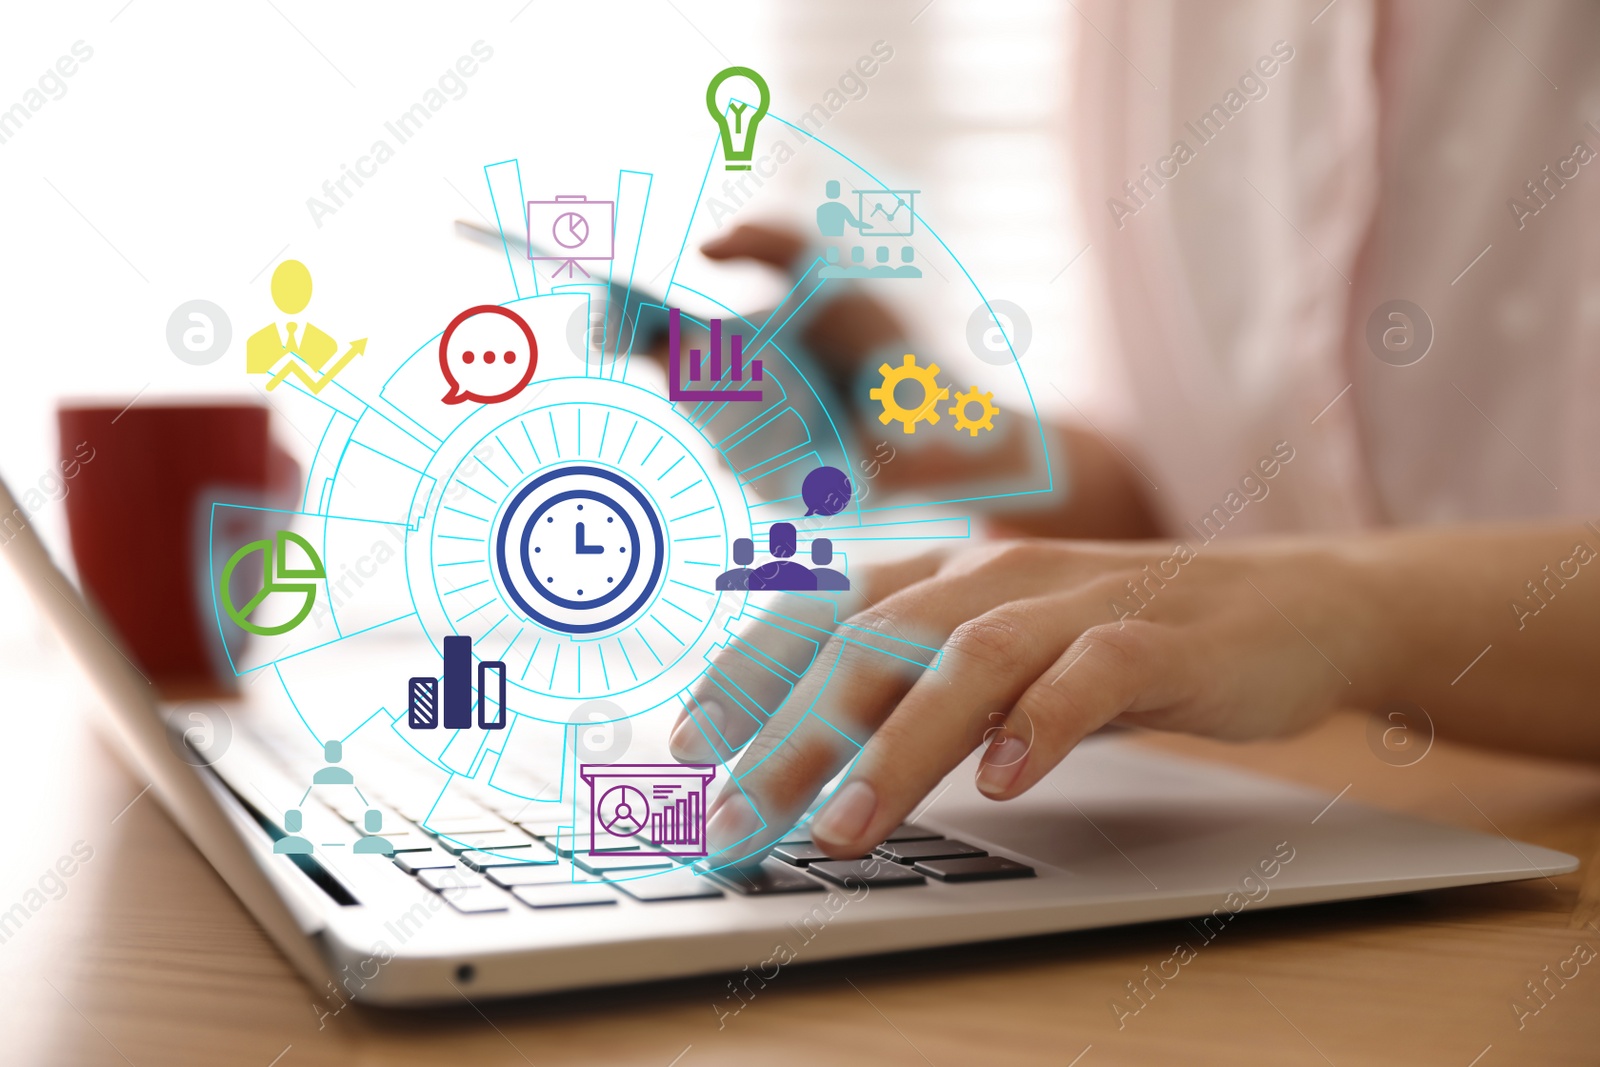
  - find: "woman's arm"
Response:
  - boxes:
[670,524,1600,863]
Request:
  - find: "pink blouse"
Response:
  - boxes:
[1068,0,1600,535]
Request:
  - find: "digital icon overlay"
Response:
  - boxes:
[705,66,770,171]
[219,530,325,637]
[217,145,1052,889]
[871,354,949,434]
[246,260,367,393]
[870,355,999,438]
[407,635,506,730]
[949,386,999,436]
[275,740,394,857]
[667,308,762,402]
[802,465,853,517]
[582,763,718,857]
[718,521,849,592]
[816,181,921,279]
[494,463,667,635]
[527,194,616,279]
[439,304,538,405]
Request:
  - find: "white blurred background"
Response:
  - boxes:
[0,0,1095,645]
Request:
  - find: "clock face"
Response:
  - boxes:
[422,390,742,702]
[495,464,665,634]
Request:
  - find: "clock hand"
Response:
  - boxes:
[575,521,604,555]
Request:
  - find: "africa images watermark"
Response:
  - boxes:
[710,866,879,1028]
[0,40,95,148]
[1505,121,1600,231]
[1508,520,1600,632]
[305,40,496,228]
[0,840,96,947]
[1107,440,1296,626]
[0,441,98,550]
[1105,40,1295,229]
[1109,840,1297,1029]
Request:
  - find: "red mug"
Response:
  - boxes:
[56,402,299,693]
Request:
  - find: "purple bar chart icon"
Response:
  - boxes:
[667,308,763,402]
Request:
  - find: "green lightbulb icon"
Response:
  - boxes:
[705,66,770,171]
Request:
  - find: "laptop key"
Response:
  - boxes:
[913,856,1036,883]
[422,816,514,836]
[394,849,460,873]
[882,823,943,842]
[772,843,832,866]
[437,833,537,855]
[441,887,509,914]
[707,858,826,895]
[573,852,676,875]
[808,859,926,888]
[606,870,724,902]
[511,884,619,909]
[488,863,601,888]
[875,839,987,864]
[418,867,486,892]
[459,849,560,872]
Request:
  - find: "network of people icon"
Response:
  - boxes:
[274,740,396,857]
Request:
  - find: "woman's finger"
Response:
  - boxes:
[806,593,1107,855]
[973,621,1191,800]
[704,557,1063,860]
[669,552,945,763]
[699,224,808,271]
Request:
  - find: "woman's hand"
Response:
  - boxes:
[670,538,1388,862]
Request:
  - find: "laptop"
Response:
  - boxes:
[1,469,1576,1006]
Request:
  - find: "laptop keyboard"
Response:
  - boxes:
[320,793,1036,914]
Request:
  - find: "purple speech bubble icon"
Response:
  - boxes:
[801,466,852,517]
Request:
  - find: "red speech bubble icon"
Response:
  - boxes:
[439,305,538,405]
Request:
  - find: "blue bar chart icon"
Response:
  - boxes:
[407,635,506,731]
[407,677,438,729]
[477,661,506,730]
[667,308,763,402]
[442,635,473,729]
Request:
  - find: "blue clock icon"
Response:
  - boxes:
[495,464,665,634]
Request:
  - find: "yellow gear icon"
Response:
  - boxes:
[948,386,999,436]
[869,354,949,435]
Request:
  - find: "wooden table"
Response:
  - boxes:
[4,652,1598,1066]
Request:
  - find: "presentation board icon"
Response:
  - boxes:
[527,194,615,279]
[667,308,762,403]
[581,763,717,858]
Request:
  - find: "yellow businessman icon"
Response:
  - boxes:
[246,260,367,393]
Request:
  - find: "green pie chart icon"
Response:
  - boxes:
[219,530,326,637]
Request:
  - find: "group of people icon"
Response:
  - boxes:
[274,740,396,856]
[716,522,849,592]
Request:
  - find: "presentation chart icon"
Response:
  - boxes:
[580,763,718,857]
[667,308,762,402]
[407,635,506,730]
[527,194,615,279]
[218,530,325,637]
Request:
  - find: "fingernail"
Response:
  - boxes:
[811,780,878,847]
[669,701,725,762]
[976,733,1028,795]
[706,791,760,855]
